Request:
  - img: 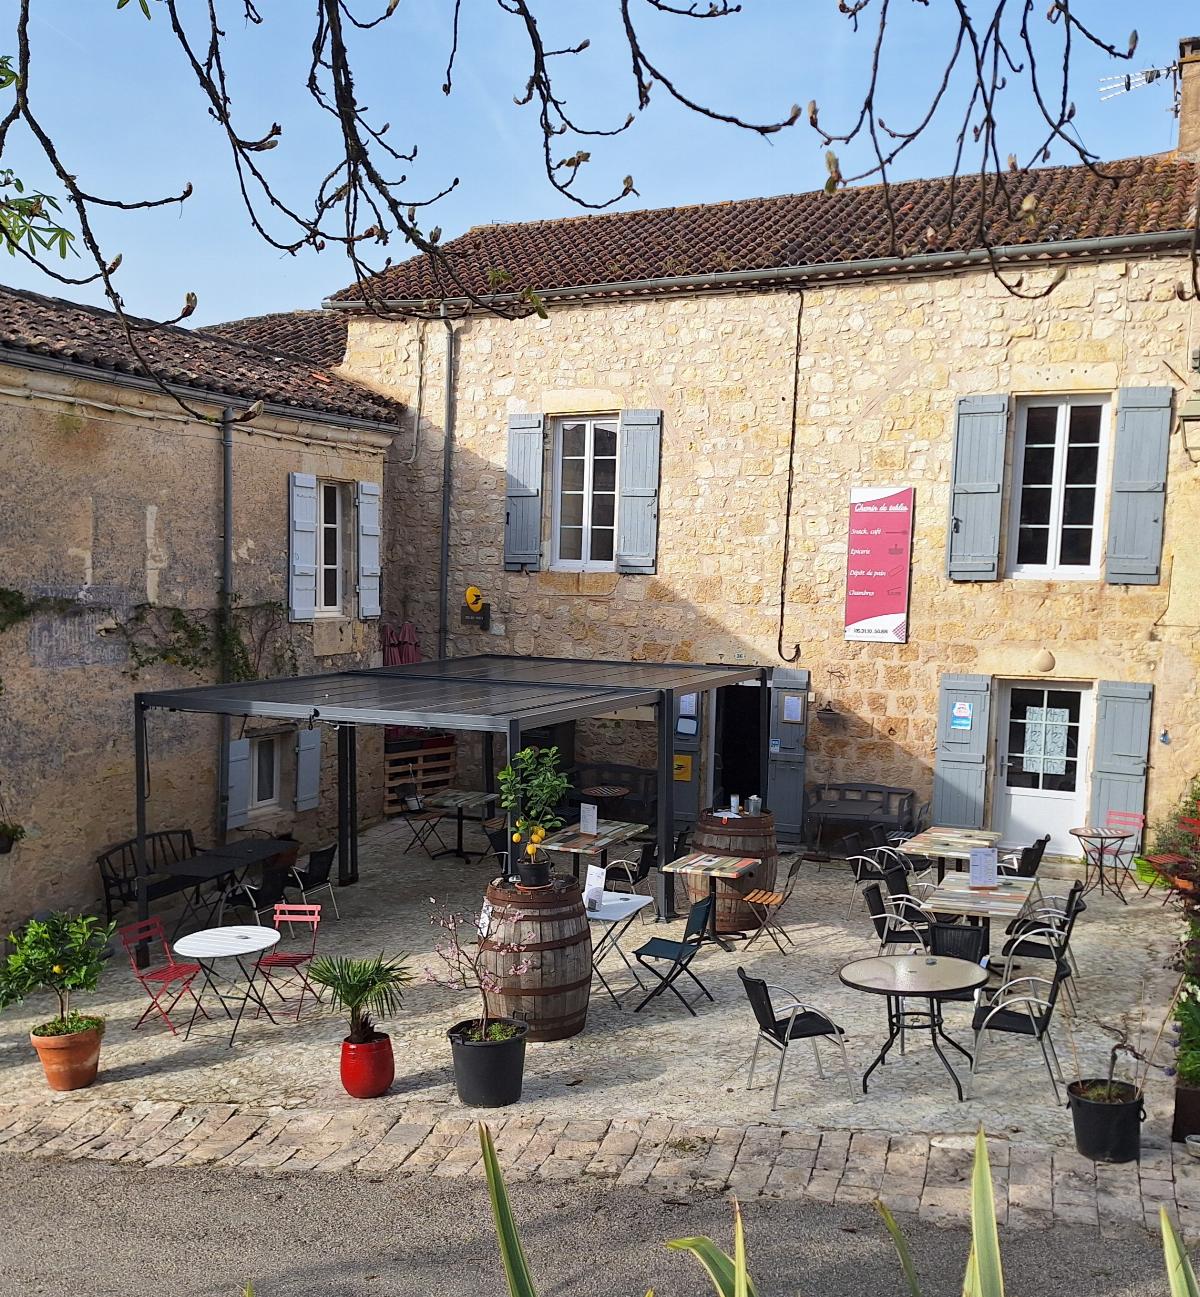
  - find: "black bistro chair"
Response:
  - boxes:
[290,843,339,918]
[926,922,987,1002]
[632,897,713,1016]
[737,968,856,1108]
[864,883,928,954]
[1000,834,1051,878]
[968,959,1072,1103]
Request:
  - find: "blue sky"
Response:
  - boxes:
[3,2,1193,324]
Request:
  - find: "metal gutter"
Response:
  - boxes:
[322,228,1195,313]
[0,345,401,436]
[437,308,455,659]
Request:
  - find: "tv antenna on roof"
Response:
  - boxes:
[1099,60,1180,108]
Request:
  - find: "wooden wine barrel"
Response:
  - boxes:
[479,878,592,1041]
[685,810,780,934]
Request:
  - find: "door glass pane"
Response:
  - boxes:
[1021,445,1055,485]
[593,424,618,457]
[591,492,615,527]
[1058,527,1093,566]
[1006,759,1039,790]
[322,568,338,607]
[560,458,585,492]
[1047,690,1082,722]
[1062,487,1095,525]
[560,493,584,528]
[593,458,616,493]
[1009,689,1041,721]
[1017,527,1049,566]
[1019,488,1052,526]
[1025,407,1057,444]
[562,423,586,457]
[1064,444,1098,485]
[1042,760,1078,793]
[1068,404,1102,443]
[558,527,582,561]
[590,528,614,561]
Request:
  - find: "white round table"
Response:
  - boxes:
[174,925,280,1046]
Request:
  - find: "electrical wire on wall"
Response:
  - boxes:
[399,320,426,466]
[777,292,804,664]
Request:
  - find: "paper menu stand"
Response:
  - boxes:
[583,863,606,912]
[477,900,494,938]
[579,802,599,836]
[968,847,999,889]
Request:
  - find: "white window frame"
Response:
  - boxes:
[249,734,281,811]
[550,415,620,573]
[1008,394,1111,581]
[316,480,344,614]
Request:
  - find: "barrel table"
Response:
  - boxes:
[479,877,592,1041]
[684,810,779,934]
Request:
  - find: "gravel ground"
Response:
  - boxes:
[0,1152,1170,1297]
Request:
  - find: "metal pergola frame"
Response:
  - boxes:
[133,654,767,924]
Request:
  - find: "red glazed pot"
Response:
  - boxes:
[340,1033,394,1099]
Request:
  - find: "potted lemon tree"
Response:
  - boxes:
[498,746,569,889]
[0,912,115,1091]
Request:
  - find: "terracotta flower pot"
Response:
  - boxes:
[30,1023,104,1092]
[340,1033,395,1099]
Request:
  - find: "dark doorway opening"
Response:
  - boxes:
[715,684,763,806]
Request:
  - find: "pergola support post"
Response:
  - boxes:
[504,718,521,882]
[133,695,150,967]
[654,688,676,921]
[759,666,771,808]
[337,724,358,886]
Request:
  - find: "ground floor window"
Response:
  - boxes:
[250,734,281,810]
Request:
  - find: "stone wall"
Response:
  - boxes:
[339,253,1200,830]
[0,363,390,924]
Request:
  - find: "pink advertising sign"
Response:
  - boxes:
[844,486,915,643]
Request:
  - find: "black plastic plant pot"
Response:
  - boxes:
[516,857,552,889]
[448,1018,528,1108]
[1067,1079,1145,1163]
[0,835,13,856]
[1172,1084,1200,1143]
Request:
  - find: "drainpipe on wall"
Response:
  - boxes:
[436,308,456,660]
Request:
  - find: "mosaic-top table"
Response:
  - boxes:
[424,788,499,861]
[539,819,648,880]
[897,827,1003,881]
[923,874,1041,950]
[660,852,760,951]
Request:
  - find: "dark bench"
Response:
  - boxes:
[569,762,657,829]
[805,783,915,845]
[96,828,205,922]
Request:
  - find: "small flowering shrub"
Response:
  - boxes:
[0,912,114,1035]
[425,902,531,1039]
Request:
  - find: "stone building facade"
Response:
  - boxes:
[0,288,398,924]
[331,153,1200,853]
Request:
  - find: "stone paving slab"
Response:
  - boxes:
[2,1093,1197,1241]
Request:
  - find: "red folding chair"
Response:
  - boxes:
[118,917,208,1035]
[256,903,322,1020]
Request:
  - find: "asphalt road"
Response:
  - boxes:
[0,1152,1171,1297]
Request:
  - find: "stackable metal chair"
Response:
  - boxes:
[290,844,339,917]
[117,916,208,1035]
[737,968,855,1108]
[256,903,322,1020]
[863,883,928,954]
[968,960,1072,1103]
[632,897,713,1016]
[999,834,1050,878]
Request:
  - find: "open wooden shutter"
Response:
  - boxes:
[356,480,382,618]
[946,395,1008,581]
[295,728,322,812]
[288,472,318,621]
[615,409,662,574]
[1090,681,1152,826]
[931,673,992,828]
[504,414,544,571]
[1105,387,1172,585]
[225,738,251,829]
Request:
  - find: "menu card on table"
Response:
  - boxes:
[968,847,999,889]
[583,863,606,911]
[579,803,599,836]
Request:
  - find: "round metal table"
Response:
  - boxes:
[174,925,281,1046]
[1071,825,1134,903]
[839,954,989,1100]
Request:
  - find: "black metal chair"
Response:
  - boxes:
[737,968,855,1108]
[481,816,511,877]
[290,844,339,917]
[864,883,927,953]
[742,856,804,954]
[968,959,1071,1103]
[882,865,937,927]
[224,866,293,925]
[1000,834,1051,878]
[926,922,987,1002]
[632,897,713,1016]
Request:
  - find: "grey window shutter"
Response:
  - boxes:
[225,737,251,829]
[1089,681,1152,827]
[288,471,318,621]
[946,395,1008,581]
[931,673,992,828]
[504,414,544,571]
[1106,387,1172,585]
[295,728,322,811]
[355,480,382,619]
[615,409,662,574]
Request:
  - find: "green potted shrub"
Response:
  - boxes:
[0,820,25,855]
[308,953,411,1099]
[0,913,115,1091]
[498,746,569,889]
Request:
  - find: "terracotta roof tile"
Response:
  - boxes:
[199,309,348,368]
[330,155,1198,306]
[0,284,398,426]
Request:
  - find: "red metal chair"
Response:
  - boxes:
[117,916,208,1035]
[256,903,322,1020]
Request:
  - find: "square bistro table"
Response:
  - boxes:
[587,890,655,1007]
[923,874,1041,951]
[896,827,1003,882]
[424,788,499,861]
[161,837,295,929]
[660,852,760,951]
[539,819,648,881]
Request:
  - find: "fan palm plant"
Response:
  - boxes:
[308,953,411,1043]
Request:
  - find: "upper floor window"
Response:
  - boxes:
[552,416,619,571]
[317,480,344,612]
[1008,396,1109,580]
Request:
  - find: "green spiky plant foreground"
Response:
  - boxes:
[479,1125,1200,1297]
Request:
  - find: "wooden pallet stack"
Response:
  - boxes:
[384,738,457,816]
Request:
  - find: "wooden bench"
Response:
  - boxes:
[804,782,915,844]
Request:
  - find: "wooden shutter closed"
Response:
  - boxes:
[295,728,322,812]
[1105,387,1172,585]
[946,395,1008,581]
[356,480,382,618]
[615,409,662,574]
[931,673,992,828]
[225,738,251,829]
[288,472,318,621]
[1089,681,1153,825]
[504,414,545,570]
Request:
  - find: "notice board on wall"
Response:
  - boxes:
[844,486,915,643]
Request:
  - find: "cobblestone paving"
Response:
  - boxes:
[0,820,1186,1234]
